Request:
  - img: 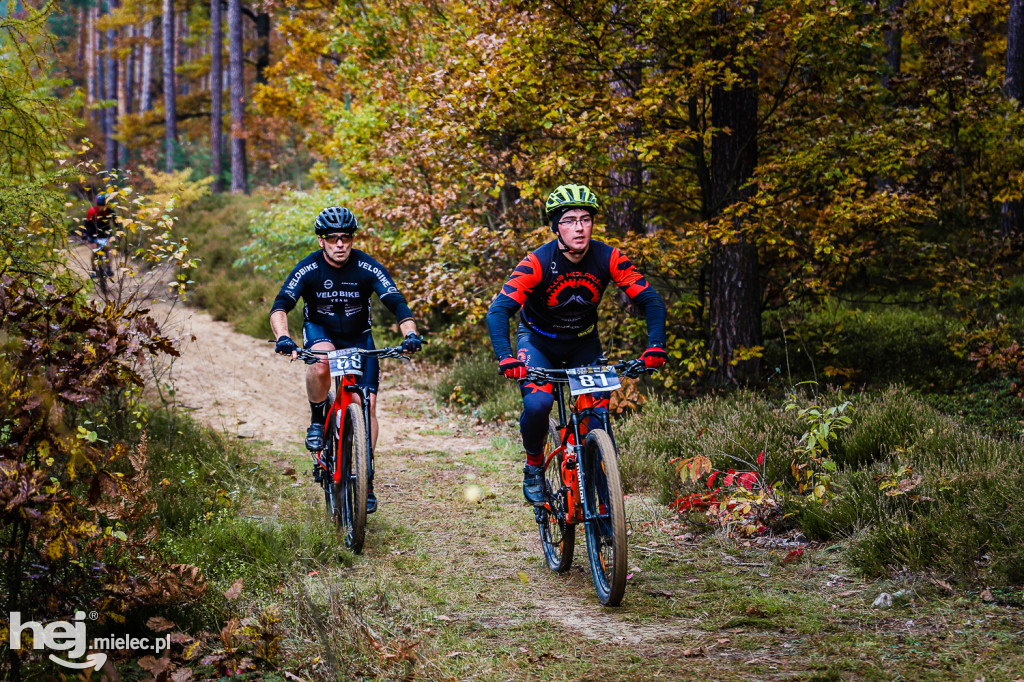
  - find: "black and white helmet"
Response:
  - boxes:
[314,207,358,236]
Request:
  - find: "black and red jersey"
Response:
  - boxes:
[83,206,113,241]
[486,239,666,360]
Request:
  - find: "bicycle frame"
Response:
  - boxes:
[311,373,372,484]
[299,345,410,480]
[545,384,613,526]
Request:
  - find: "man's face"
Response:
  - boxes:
[319,232,355,265]
[555,208,593,253]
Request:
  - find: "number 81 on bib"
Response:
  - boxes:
[566,366,621,396]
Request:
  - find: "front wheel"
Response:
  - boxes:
[538,418,575,572]
[582,429,627,606]
[330,403,368,553]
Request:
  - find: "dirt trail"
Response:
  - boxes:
[156,304,482,457]
[157,304,699,655]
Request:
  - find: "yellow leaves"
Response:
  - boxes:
[675,454,713,484]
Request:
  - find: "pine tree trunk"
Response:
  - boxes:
[210,0,224,192]
[177,11,189,96]
[140,19,154,112]
[255,11,270,85]
[1002,0,1024,238]
[163,0,178,171]
[78,6,87,109]
[228,0,248,193]
[881,0,904,89]
[119,23,133,167]
[84,6,95,115]
[104,2,118,172]
[608,61,648,235]
[91,6,103,129]
[707,7,761,385]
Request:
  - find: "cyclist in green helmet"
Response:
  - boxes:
[486,183,668,506]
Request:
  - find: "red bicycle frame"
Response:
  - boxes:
[546,392,607,525]
[321,373,361,485]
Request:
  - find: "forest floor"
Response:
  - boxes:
[149,297,1024,681]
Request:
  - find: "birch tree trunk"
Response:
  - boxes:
[163,0,178,171]
[228,0,248,193]
[210,0,224,192]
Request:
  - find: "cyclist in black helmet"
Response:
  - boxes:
[270,206,422,513]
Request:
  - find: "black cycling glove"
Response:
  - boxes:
[401,332,423,353]
[275,335,298,355]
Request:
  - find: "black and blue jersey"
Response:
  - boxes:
[271,249,413,337]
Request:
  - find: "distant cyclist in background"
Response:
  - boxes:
[83,193,114,278]
[270,207,422,513]
[486,184,668,507]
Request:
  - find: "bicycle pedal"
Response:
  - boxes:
[312,466,322,483]
[534,507,547,524]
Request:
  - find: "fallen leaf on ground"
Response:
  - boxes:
[224,579,243,600]
[146,616,176,632]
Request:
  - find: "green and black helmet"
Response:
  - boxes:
[544,184,599,221]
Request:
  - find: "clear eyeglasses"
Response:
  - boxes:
[558,215,593,228]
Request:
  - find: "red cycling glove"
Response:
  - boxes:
[499,357,528,379]
[639,346,667,369]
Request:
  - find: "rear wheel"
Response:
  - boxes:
[330,402,368,553]
[582,429,627,606]
[538,418,575,572]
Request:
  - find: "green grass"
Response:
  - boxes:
[432,348,522,423]
[613,384,1024,587]
[142,408,353,610]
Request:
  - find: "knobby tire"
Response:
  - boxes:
[539,418,575,572]
[582,429,627,606]
[335,402,368,553]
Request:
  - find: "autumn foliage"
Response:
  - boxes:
[0,276,206,676]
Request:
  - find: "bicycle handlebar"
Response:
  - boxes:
[294,346,409,365]
[524,359,653,383]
